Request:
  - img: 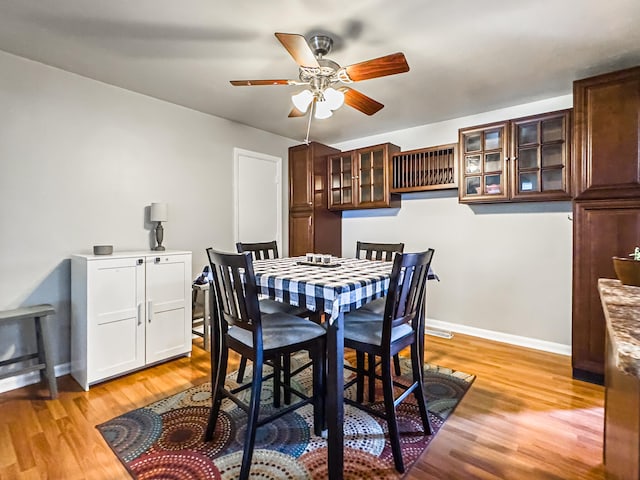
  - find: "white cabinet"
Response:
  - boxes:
[71,250,192,390]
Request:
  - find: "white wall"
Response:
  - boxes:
[335,95,574,350]
[0,51,296,386]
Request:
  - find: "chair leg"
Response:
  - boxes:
[205,340,227,441]
[240,353,263,480]
[368,354,376,402]
[393,353,402,376]
[312,343,326,437]
[236,356,248,383]
[411,342,433,435]
[272,356,281,408]
[356,351,365,403]
[381,354,404,473]
[283,354,292,405]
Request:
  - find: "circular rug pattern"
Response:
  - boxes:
[150,407,232,457]
[422,371,470,418]
[224,376,308,410]
[149,383,213,414]
[98,408,162,462]
[227,407,310,458]
[129,450,221,480]
[370,403,439,466]
[213,449,311,480]
[299,446,398,480]
[295,403,386,455]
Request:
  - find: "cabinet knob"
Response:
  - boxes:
[137,259,143,265]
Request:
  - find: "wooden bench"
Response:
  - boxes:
[0,304,58,399]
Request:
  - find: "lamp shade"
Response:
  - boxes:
[323,87,345,110]
[150,202,168,222]
[291,89,314,113]
[314,99,333,119]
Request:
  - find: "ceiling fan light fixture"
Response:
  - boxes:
[323,87,344,110]
[314,99,333,119]
[291,89,313,112]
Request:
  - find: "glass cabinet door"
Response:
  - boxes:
[510,110,571,201]
[328,143,399,210]
[328,153,355,209]
[459,123,509,203]
[357,147,388,207]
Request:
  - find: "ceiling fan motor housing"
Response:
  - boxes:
[309,35,333,57]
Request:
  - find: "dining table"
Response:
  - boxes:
[252,255,395,480]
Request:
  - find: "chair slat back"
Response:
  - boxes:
[206,248,262,340]
[383,249,435,342]
[236,241,279,260]
[356,241,404,262]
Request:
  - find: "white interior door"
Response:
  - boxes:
[234,148,282,248]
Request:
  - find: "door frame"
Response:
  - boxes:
[233,148,283,249]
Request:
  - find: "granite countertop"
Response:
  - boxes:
[598,278,640,378]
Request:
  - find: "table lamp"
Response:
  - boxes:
[150,202,168,251]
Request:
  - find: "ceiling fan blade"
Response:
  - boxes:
[230,79,294,86]
[344,52,409,82]
[288,107,307,118]
[275,33,319,68]
[341,87,384,115]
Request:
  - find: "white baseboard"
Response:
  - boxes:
[0,362,71,395]
[426,318,571,356]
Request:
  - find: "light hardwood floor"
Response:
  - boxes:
[0,333,604,479]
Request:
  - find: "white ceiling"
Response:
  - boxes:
[0,0,639,144]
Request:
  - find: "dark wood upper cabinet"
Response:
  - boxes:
[289,144,314,211]
[391,144,458,193]
[288,142,342,257]
[328,143,401,210]
[573,66,640,200]
[459,110,572,203]
[510,110,572,201]
[459,121,510,203]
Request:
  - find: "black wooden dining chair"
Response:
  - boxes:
[205,248,326,480]
[355,241,405,397]
[235,241,318,404]
[343,248,435,473]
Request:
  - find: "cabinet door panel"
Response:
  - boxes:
[574,67,640,199]
[289,145,313,210]
[145,256,190,364]
[357,147,388,208]
[328,153,357,209]
[510,110,571,201]
[93,318,142,379]
[88,258,145,382]
[289,211,313,257]
[146,308,188,363]
[459,123,509,203]
[573,199,640,378]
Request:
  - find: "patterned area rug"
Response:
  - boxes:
[98,356,474,479]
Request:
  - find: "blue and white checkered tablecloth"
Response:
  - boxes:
[253,257,393,323]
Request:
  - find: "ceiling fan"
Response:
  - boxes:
[230,32,410,120]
